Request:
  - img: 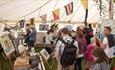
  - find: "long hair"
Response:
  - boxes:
[93,47,109,63]
[77,30,84,38]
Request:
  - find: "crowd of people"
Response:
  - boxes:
[41,24,115,70]
[23,23,115,70]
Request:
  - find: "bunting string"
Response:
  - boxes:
[17,0,52,19]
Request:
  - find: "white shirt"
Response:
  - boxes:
[45,33,53,44]
[103,37,113,58]
[55,35,79,55]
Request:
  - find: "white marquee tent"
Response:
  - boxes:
[0,0,101,23]
[0,0,114,31]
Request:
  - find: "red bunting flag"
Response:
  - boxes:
[64,2,73,15]
[52,9,60,20]
[40,14,47,22]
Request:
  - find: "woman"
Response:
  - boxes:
[75,29,87,70]
[44,29,54,54]
[92,47,110,70]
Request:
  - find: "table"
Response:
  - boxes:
[14,56,29,70]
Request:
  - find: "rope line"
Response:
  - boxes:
[17,0,52,19]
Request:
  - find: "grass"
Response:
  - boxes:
[0,47,57,70]
[0,47,115,70]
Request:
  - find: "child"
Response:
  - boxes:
[92,47,110,70]
[85,37,96,70]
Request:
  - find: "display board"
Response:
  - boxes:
[101,19,115,34]
[0,35,15,56]
[39,24,49,31]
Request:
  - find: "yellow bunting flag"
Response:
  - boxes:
[81,0,88,10]
[52,9,60,20]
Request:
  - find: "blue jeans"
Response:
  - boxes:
[75,57,83,70]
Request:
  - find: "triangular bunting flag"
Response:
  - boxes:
[53,9,60,20]
[64,2,73,15]
[40,14,47,22]
[81,0,88,10]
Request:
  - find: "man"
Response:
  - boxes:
[28,25,37,49]
[102,26,115,59]
[83,24,94,45]
[55,28,78,70]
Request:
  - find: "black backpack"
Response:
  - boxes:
[60,39,77,66]
[107,34,115,48]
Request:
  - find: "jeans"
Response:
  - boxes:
[75,57,83,70]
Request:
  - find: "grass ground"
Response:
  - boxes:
[0,47,115,70]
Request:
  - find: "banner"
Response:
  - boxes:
[81,0,88,10]
[40,14,47,23]
[52,9,60,20]
[64,2,73,15]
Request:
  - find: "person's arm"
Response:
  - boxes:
[101,37,108,49]
[74,41,79,55]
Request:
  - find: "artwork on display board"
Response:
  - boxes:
[19,20,25,28]
[40,49,50,61]
[39,24,49,31]
[0,35,15,56]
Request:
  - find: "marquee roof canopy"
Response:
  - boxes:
[0,0,114,23]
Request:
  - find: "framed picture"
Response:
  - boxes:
[19,20,25,28]
[0,35,15,56]
[39,24,49,31]
[40,49,50,60]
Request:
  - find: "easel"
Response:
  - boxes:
[0,35,16,70]
[40,49,55,70]
[1,50,15,70]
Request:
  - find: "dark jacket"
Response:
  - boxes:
[29,29,37,42]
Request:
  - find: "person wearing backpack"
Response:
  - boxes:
[102,26,115,62]
[54,28,79,70]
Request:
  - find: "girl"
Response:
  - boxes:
[92,47,110,70]
[75,29,87,70]
[85,37,96,70]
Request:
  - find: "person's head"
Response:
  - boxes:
[103,26,111,36]
[93,47,109,63]
[76,27,82,32]
[77,30,84,38]
[61,28,69,37]
[47,29,54,35]
[88,24,92,28]
[30,24,35,30]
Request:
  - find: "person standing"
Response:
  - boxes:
[92,47,110,70]
[54,28,79,70]
[74,29,87,70]
[25,24,31,46]
[44,29,54,54]
[102,26,115,62]
[83,24,94,45]
[28,25,37,50]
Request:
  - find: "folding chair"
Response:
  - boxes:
[40,49,55,69]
